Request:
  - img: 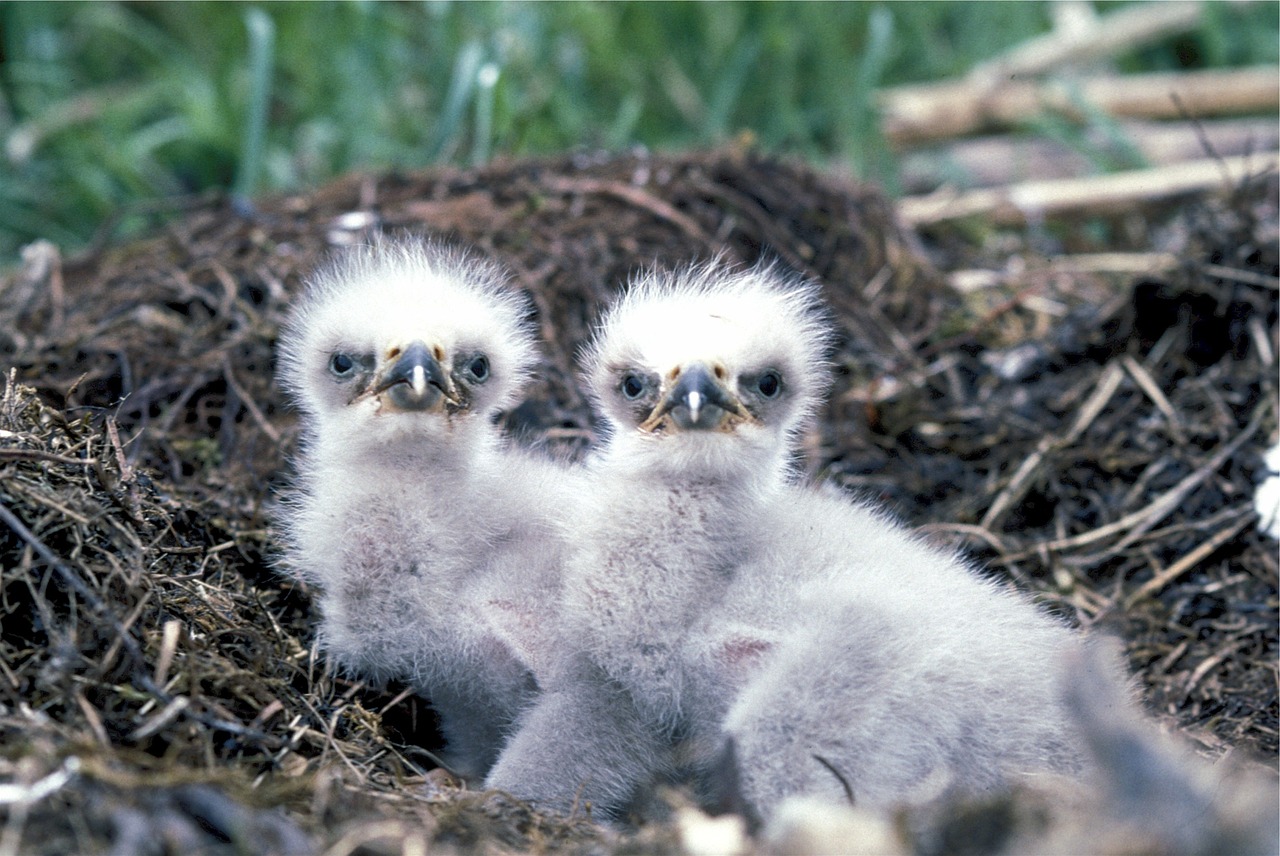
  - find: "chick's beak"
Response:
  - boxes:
[640,363,747,432]
[372,341,456,412]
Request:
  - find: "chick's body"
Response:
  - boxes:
[715,490,1092,816]
[487,263,828,813]
[490,261,1110,821]
[276,239,579,778]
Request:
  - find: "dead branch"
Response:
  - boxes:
[881,66,1280,148]
[947,252,1181,293]
[968,1,1205,83]
[898,152,1280,226]
[899,118,1280,193]
[540,176,713,244]
[1122,508,1255,609]
[980,361,1126,531]
[0,448,98,467]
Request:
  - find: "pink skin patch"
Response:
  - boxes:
[717,637,774,669]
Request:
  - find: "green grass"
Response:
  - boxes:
[0,1,1276,263]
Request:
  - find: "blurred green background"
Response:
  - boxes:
[1,1,1276,263]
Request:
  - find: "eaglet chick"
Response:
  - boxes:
[488,260,1115,821]
[276,238,580,779]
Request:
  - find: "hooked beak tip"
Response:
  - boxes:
[686,389,704,424]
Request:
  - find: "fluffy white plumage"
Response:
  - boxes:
[486,261,834,813]
[275,238,581,779]
[488,260,1111,820]
[716,491,1097,817]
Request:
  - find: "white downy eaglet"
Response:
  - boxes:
[489,260,1117,821]
[276,238,581,779]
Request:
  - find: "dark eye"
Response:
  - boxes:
[621,375,646,400]
[467,355,490,382]
[329,353,357,378]
[756,371,781,398]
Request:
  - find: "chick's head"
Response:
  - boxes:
[584,261,832,480]
[278,239,536,449]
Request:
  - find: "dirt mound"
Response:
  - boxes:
[1,149,1275,853]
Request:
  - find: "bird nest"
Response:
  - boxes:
[0,149,1276,853]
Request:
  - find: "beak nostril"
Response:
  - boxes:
[713,364,727,380]
[432,345,446,363]
[387,346,402,360]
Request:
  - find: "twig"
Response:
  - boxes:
[4,479,91,526]
[0,449,98,467]
[376,686,417,718]
[222,355,282,444]
[686,177,814,275]
[0,497,279,746]
[1107,408,1266,555]
[1122,508,1255,609]
[127,695,191,742]
[912,522,1012,555]
[1200,262,1280,291]
[322,821,429,856]
[881,66,1280,148]
[74,692,111,748]
[105,416,141,522]
[947,252,1182,293]
[899,118,1280,193]
[981,361,1126,530]
[542,177,713,244]
[1182,639,1246,698]
[899,152,1279,226]
[0,757,81,805]
[152,619,182,687]
[1011,403,1268,558]
[0,498,115,625]
[968,1,1205,83]
[1121,355,1186,444]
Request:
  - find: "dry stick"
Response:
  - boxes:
[98,588,155,681]
[913,521,1012,555]
[105,416,141,522]
[1183,639,1247,698]
[1007,403,1269,562]
[1108,412,1267,557]
[323,821,429,856]
[900,152,1280,226]
[1201,262,1280,291]
[74,691,111,748]
[152,618,182,687]
[881,66,1280,148]
[946,252,1182,294]
[5,479,90,526]
[292,691,373,780]
[1121,355,1186,444]
[127,695,191,742]
[0,497,277,746]
[221,355,282,444]
[1122,508,1255,609]
[968,0,1205,83]
[687,177,815,276]
[0,657,20,692]
[898,118,1280,193]
[0,449,99,467]
[541,176,713,244]
[981,361,1126,531]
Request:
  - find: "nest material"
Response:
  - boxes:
[0,149,1276,854]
